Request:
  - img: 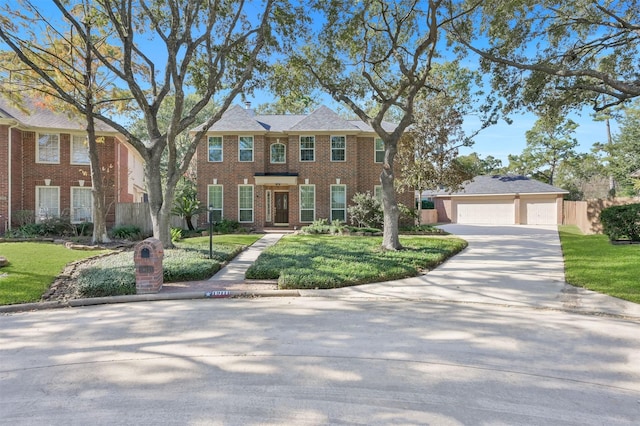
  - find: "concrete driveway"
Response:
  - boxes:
[302,224,640,319]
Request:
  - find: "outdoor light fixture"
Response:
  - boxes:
[208,204,214,259]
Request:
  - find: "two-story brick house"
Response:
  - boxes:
[195,104,413,231]
[0,97,145,234]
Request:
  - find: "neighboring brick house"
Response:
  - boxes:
[0,97,145,234]
[194,104,413,231]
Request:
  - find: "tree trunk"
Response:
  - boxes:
[380,139,402,250]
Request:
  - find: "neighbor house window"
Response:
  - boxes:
[331,136,346,162]
[36,186,60,221]
[207,185,223,222]
[208,136,223,162]
[239,136,254,162]
[71,135,90,164]
[374,138,384,163]
[238,185,254,222]
[300,136,315,162]
[71,187,93,223]
[330,185,347,222]
[271,143,286,163]
[37,133,60,163]
[374,185,383,201]
[299,185,315,222]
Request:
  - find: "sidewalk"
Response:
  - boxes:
[159,233,285,294]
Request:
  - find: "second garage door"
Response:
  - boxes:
[456,199,515,224]
[522,197,558,225]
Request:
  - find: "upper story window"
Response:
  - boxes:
[271,143,286,164]
[375,138,384,163]
[331,136,346,162]
[300,136,315,162]
[71,135,90,164]
[208,136,223,162]
[37,133,60,164]
[239,136,254,162]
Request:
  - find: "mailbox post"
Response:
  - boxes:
[134,238,164,294]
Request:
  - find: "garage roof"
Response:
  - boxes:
[425,175,569,197]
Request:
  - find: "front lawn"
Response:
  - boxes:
[559,225,640,303]
[246,234,467,289]
[0,242,110,305]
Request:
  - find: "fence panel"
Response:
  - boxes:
[563,198,640,234]
[115,203,198,235]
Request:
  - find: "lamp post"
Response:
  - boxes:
[208,204,214,259]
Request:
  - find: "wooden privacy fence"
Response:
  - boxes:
[563,197,640,235]
[116,203,198,235]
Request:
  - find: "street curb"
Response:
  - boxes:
[0,290,301,314]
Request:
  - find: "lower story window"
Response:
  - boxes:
[374,185,383,201]
[299,185,315,222]
[208,185,223,222]
[331,185,346,222]
[71,187,93,223]
[238,185,254,223]
[36,186,60,222]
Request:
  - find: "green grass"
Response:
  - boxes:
[246,234,467,289]
[0,242,110,305]
[559,225,640,303]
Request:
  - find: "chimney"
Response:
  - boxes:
[244,101,254,116]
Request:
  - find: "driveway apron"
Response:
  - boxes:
[301,224,640,318]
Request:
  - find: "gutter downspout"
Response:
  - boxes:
[7,122,18,232]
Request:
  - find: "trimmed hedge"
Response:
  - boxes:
[600,203,640,242]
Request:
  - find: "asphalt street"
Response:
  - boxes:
[1,225,639,425]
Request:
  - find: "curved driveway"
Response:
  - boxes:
[1,225,639,425]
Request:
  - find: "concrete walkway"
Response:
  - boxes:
[208,232,284,282]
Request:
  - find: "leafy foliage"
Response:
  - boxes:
[600,204,640,242]
[347,192,383,229]
[245,234,467,289]
[110,225,143,241]
[300,219,346,235]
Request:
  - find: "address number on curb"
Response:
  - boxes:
[205,291,231,298]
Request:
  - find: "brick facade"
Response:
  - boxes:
[195,107,413,231]
[0,99,145,233]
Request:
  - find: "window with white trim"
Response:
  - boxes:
[300,136,315,162]
[37,133,60,163]
[271,143,286,163]
[208,136,223,162]
[299,185,315,222]
[331,136,346,162]
[71,135,90,164]
[36,186,60,221]
[239,136,254,162]
[71,187,93,223]
[375,138,384,163]
[207,185,223,222]
[238,185,254,222]
[330,185,347,222]
[374,185,383,202]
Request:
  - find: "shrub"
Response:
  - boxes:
[600,203,640,242]
[300,218,345,235]
[348,192,383,228]
[171,227,183,242]
[110,224,143,240]
[213,218,240,233]
[418,200,435,210]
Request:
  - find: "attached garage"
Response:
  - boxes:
[455,198,515,224]
[424,175,569,225]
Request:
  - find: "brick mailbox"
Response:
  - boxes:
[134,238,164,294]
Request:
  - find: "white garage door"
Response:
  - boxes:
[456,200,515,224]
[522,198,558,225]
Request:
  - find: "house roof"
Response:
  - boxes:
[195,104,397,134]
[424,175,569,197]
[0,96,116,133]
